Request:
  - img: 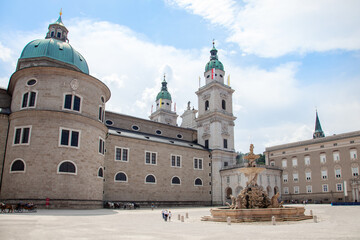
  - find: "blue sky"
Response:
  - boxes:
[1,0,359,153]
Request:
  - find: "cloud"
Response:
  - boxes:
[0,42,13,62]
[66,19,205,118]
[169,0,360,57]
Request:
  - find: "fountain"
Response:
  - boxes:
[202,144,313,222]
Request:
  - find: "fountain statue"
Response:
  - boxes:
[225,144,281,210]
[202,144,312,222]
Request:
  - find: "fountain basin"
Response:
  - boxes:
[202,206,313,222]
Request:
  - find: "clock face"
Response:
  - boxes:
[70,79,79,90]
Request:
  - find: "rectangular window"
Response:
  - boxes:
[115,147,129,161]
[22,92,28,108]
[170,155,181,168]
[352,167,359,177]
[320,154,326,164]
[98,106,103,121]
[335,169,341,178]
[99,137,105,155]
[304,156,310,166]
[60,128,80,148]
[306,185,312,193]
[294,186,299,194]
[73,96,81,111]
[145,151,157,165]
[226,176,230,184]
[194,158,203,170]
[13,126,31,145]
[282,159,287,168]
[322,184,329,192]
[333,152,340,162]
[350,149,357,160]
[283,174,288,183]
[64,94,81,112]
[293,173,298,182]
[292,157,298,167]
[224,161,228,167]
[336,183,343,192]
[306,172,311,181]
[284,187,289,194]
[321,170,328,180]
[146,152,151,164]
[223,139,228,149]
[205,140,209,149]
[64,94,72,109]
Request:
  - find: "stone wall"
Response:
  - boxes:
[103,133,212,205]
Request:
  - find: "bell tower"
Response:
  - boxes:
[149,75,178,125]
[195,42,237,204]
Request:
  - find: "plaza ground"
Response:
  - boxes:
[0,204,359,239]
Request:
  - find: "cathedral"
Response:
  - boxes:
[0,14,358,208]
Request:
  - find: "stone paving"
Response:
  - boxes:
[0,204,359,239]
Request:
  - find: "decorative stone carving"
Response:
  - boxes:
[220,92,228,99]
[70,79,79,90]
[204,123,210,133]
[221,123,229,134]
[202,94,211,100]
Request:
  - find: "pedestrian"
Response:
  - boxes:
[168,210,172,221]
[161,209,165,220]
[164,209,168,221]
[151,203,155,211]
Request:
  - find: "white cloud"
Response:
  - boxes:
[101,73,126,89]
[66,19,205,119]
[1,15,359,154]
[170,0,360,57]
[0,42,12,62]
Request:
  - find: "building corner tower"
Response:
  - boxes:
[195,42,237,205]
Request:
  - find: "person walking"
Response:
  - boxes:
[164,209,169,221]
[168,210,172,221]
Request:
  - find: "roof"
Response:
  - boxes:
[205,46,224,72]
[156,80,172,101]
[20,38,89,74]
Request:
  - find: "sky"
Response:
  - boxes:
[0,0,359,154]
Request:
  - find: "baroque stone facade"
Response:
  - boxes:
[264,131,360,203]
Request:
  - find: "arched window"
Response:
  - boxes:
[115,172,127,182]
[145,174,156,184]
[58,161,76,174]
[205,100,209,111]
[171,176,181,185]
[10,159,25,172]
[222,100,226,110]
[195,178,203,186]
[98,167,104,178]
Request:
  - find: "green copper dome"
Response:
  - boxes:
[20,39,89,74]
[18,13,89,74]
[205,45,224,72]
[156,80,172,101]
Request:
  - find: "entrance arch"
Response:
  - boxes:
[225,187,233,199]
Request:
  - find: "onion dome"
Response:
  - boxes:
[19,11,89,74]
[205,41,224,72]
[156,77,172,101]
